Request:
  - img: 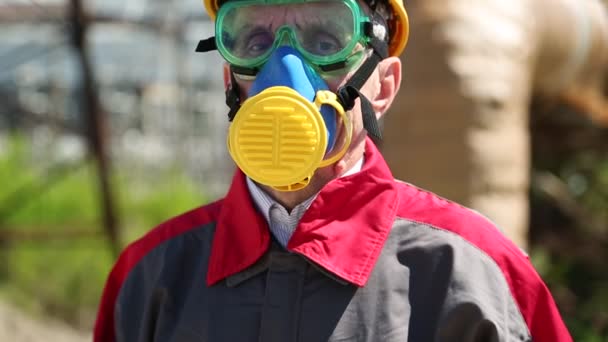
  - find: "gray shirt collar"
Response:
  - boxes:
[246,157,364,247]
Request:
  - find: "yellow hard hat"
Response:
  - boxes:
[202,0,409,57]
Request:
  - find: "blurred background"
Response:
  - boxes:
[0,0,606,340]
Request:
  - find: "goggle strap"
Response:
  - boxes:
[195,37,217,53]
[226,68,242,121]
[363,23,389,58]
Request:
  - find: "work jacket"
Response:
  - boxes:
[94,138,572,342]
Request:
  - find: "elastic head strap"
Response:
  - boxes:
[225,67,242,121]
[195,37,243,121]
[195,37,216,53]
[340,23,388,94]
[336,33,388,141]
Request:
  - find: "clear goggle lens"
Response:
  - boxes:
[216,0,369,70]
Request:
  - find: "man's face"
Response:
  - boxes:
[222,0,379,144]
[220,0,401,203]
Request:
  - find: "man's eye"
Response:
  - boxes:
[316,39,341,55]
[244,31,274,57]
[302,30,343,56]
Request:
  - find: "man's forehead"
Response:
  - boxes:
[229,6,334,32]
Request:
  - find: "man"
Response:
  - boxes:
[94,0,572,341]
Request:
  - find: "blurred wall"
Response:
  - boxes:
[383,0,608,248]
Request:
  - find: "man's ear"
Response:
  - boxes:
[370,56,402,119]
[223,63,231,91]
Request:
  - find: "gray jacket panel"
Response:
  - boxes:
[115,218,531,342]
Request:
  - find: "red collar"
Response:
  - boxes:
[207,138,400,287]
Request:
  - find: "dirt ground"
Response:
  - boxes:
[0,301,91,342]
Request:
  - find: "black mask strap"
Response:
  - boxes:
[195,37,216,53]
[225,67,242,121]
[195,38,251,122]
[336,34,388,142]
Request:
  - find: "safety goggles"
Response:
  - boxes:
[215,0,372,72]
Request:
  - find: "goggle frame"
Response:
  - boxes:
[215,0,373,71]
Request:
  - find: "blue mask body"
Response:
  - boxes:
[248,46,338,153]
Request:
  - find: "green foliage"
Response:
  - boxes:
[0,239,114,327]
[116,168,206,236]
[530,150,608,341]
[0,135,206,328]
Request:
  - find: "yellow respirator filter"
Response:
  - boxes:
[227,86,352,191]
